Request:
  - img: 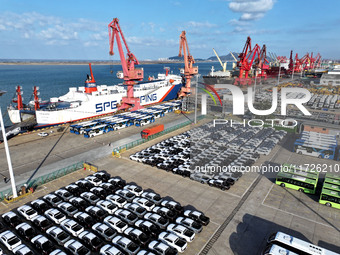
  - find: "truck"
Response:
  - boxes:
[141,124,164,139]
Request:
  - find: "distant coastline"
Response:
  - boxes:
[0,60,214,65]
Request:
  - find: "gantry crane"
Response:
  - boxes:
[108,18,144,111]
[178,31,198,97]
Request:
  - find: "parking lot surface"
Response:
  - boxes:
[1,120,339,254]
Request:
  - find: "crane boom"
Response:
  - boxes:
[230,51,238,62]
[212,48,226,72]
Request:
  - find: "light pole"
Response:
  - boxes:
[291,62,295,81]
[277,62,281,86]
[194,74,199,124]
[253,70,257,101]
[0,90,18,198]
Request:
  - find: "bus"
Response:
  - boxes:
[267,232,339,255]
[70,121,99,134]
[300,136,337,145]
[106,118,132,131]
[140,108,165,118]
[262,244,298,255]
[301,131,335,138]
[281,164,319,180]
[319,173,340,209]
[134,115,155,127]
[275,171,318,194]
[293,140,336,159]
[83,124,109,138]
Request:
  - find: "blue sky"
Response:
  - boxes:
[0,0,339,60]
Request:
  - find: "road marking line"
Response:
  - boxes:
[210,221,221,226]
[262,184,336,229]
[262,203,334,228]
[262,183,274,205]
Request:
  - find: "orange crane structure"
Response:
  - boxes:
[108,18,144,111]
[178,31,198,98]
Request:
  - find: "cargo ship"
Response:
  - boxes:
[203,66,236,85]
[7,65,184,127]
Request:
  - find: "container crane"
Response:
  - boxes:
[108,18,144,111]
[178,31,198,97]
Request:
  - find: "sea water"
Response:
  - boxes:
[0,62,228,126]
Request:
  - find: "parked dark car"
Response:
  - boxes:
[79,231,104,252]
[15,222,36,241]
[65,184,81,197]
[207,179,230,191]
[69,197,89,211]
[2,211,22,228]
[108,177,126,189]
[32,215,53,232]
[31,199,50,214]
[31,235,54,255]
[74,212,95,229]
[93,170,111,182]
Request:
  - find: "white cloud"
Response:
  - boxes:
[126,36,177,48]
[232,26,278,35]
[84,41,100,47]
[0,11,104,46]
[90,31,107,41]
[186,21,217,28]
[240,12,265,21]
[228,0,275,21]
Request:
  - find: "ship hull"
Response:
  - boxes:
[203,76,234,85]
[35,83,182,126]
[7,108,35,124]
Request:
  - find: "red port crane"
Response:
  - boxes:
[314,53,322,69]
[310,52,321,69]
[235,36,261,86]
[294,53,302,73]
[178,31,198,97]
[33,86,40,110]
[12,86,23,110]
[108,18,144,111]
[288,50,294,73]
[256,44,269,79]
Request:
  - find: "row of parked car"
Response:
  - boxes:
[130,122,287,191]
[0,171,209,255]
[287,108,340,125]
